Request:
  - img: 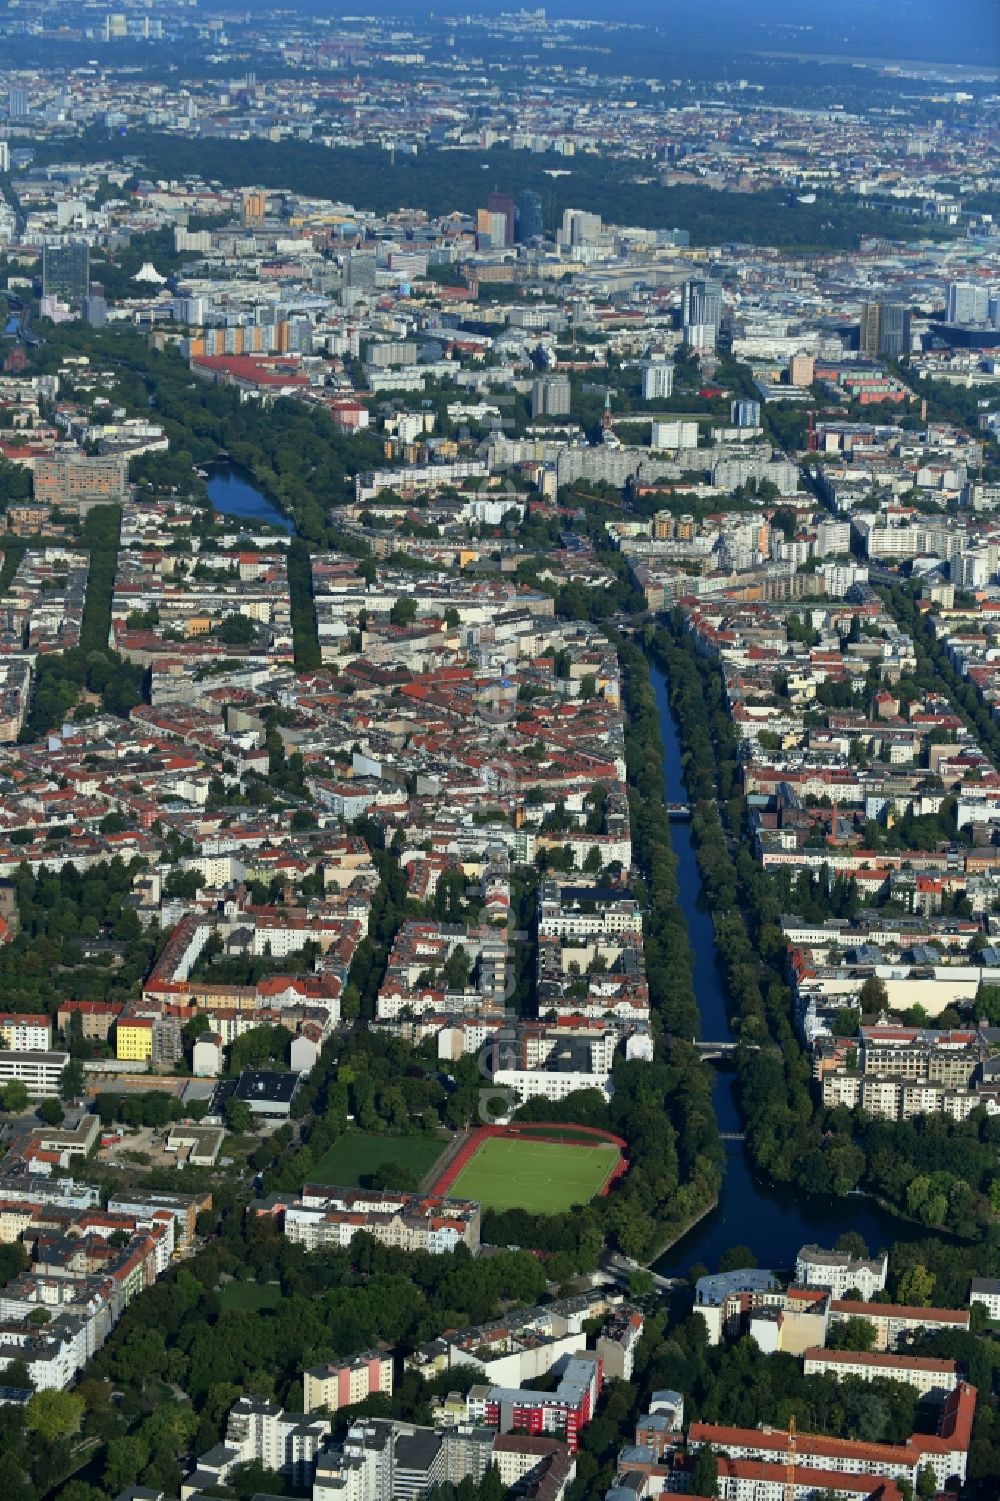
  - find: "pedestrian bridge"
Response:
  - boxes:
[603,1252,681,1293]
[694,1039,740,1059]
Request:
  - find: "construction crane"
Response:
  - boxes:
[784,1414,797,1501]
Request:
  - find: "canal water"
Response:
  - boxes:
[189,475,928,1272]
[648,658,928,1275]
[207,462,295,536]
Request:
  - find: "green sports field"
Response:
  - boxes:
[448,1136,620,1213]
[309,1132,446,1187]
[218,1282,283,1311]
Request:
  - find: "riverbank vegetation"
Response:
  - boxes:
[649,616,1000,1255]
[25,325,383,547]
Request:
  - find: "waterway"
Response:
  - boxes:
[648,657,928,1275]
[206,461,295,536]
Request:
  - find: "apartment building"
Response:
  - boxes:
[688,1380,976,1489]
[827,1298,970,1351]
[313,1418,498,1501]
[795,1245,888,1300]
[115,1016,154,1062]
[0,1014,52,1052]
[861,1027,983,1088]
[406,1291,627,1388]
[466,1353,603,1455]
[56,1000,121,1041]
[802,1347,958,1397]
[273,1185,481,1255]
[107,1190,210,1249]
[304,1351,394,1415]
[186,1398,331,1494]
[32,451,128,511]
[969,1277,1000,1320]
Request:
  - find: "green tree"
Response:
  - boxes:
[441,944,471,992]
[103,1434,150,1494]
[389,596,417,628]
[689,1444,719,1499]
[56,1484,107,1501]
[61,1056,86,1101]
[370,1160,419,1192]
[1,1079,29,1112]
[831,1007,860,1037]
[897,1264,935,1308]
[215,613,258,645]
[828,1317,877,1352]
[718,1245,757,1273]
[0,1241,28,1290]
[36,1096,64,1126]
[25,1388,85,1440]
[342,982,361,1021]
[858,976,889,1012]
[224,1097,253,1134]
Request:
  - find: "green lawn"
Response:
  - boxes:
[218,1281,283,1311]
[448,1137,620,1213]
[309,1132,447,1187]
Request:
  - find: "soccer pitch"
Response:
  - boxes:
[447,1136,620,1213]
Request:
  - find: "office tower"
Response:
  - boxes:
[83,283,107,328]
[788,353,815,387]
[731,398,761,428]
[560,208,602,247]
[56,198,86,229]
[7,88,28,119]
[344,252,378,304]
[877,302,911,358]
[859,301,882,358]
[681,278,722,348]
[0,141,8,173]
[241,188,266,227]
[641,361,675,401]
[486,192,516,248]
[860,300,911,358]
[531,375,571,419]
[652,420,698,448]
[175,227,211,254]
[104,13,127,40]
[946,281,990,325]
[42,242,90,304]
[178,295,206,326]
[476,208,508,249]
[517,189,543,243]
[288,317,313,354]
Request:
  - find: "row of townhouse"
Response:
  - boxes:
[254,1184,482,1256]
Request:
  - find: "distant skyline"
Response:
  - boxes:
[269,0,999,68]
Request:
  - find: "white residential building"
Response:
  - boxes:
[794,1244,888,1300]
[0,1049,68,1097]
[802,1346,958,1396]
